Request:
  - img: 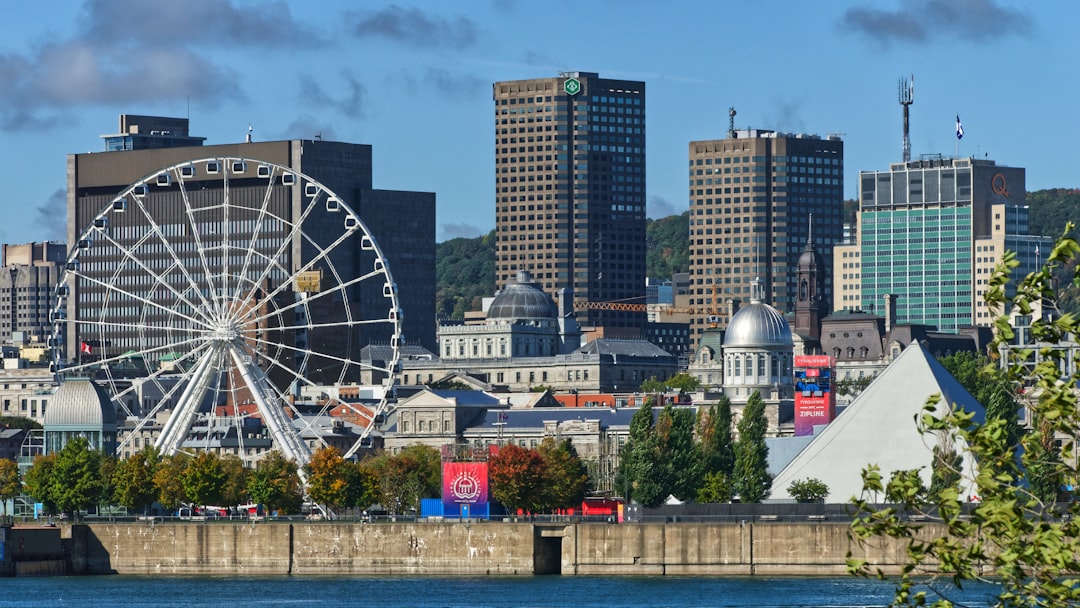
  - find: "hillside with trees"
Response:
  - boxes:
[645,211,689,279]
[436,231,496,320]
[1027,188,1080,314]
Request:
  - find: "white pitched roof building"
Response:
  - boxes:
[771,342,985,502]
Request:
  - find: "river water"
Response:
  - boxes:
[0,574,999,607]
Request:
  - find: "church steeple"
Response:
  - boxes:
[794,214,827,340]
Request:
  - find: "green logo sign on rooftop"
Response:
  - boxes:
[564,77,581,96]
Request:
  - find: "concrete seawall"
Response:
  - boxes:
[66,521,934,576]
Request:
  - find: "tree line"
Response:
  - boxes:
[3,436,592,520]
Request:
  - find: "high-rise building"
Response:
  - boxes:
[688,129,844,345]
[0,242,66,344]
[66,117,437,363]
[853,156,1050,331]
[493,72,646,331]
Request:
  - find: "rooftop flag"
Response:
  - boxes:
[956,114,964,140]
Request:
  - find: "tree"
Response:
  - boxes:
[618,401,664,506]
[654,403,702,501]
[50,436,104,518]
[0,458,21,518]
[664,372,701,393]
[343,460,379,512]
[23,453,58,514]
[181,451,226,507]
[219,455,248,507]
[153,454,189,511]
[369,444,441,515]
[787,478,829,503]
[0,416,42,430]
[246,451,302,515]
[732,391,771,503]
[489,444,547,514]
[112,447,160,514]
[697,398,735,480]
[538,439,589,510]
[849,225,1080,606]
[696,471,732,504]
[305,446,349,513]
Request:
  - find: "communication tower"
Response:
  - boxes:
[898,75,914,162]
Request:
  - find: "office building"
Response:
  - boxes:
[0,242,66,344]
[493,72,647,332]
[66,115,437,368]
[854,156,1050,331]
[688,129,844,345]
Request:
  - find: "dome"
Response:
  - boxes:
[798,245,823,269]
[723,279,793,348]
[487,269,558,320]
[43,377,117,427]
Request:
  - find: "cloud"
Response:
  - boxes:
[840,0,1034,46]
[299,72,367,118]
[648,195,678,220]
[439,222,483,241]
[276,115,339,142]
[421,68,486,97]
[77,0,325,49]
[768,98,807,134]
[347,5,478,49]
[36,189,68,242]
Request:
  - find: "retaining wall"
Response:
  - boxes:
[67,521,938,576]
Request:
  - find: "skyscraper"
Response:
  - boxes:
[0,242,66,344]
[688,129,844,345]
[854,156,1049,331]
[493,72,646,331]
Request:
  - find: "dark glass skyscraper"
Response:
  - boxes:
[493,72,646,331]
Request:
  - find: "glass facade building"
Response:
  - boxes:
[857,157,1048,332]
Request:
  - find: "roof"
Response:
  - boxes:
[487,270,557,320]
[724,302,793,348]
[468,407,639,431]
[770,342,984,502]
[44,377,116,428]
[577,338,675,358]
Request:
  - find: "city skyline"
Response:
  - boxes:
[1,0,1074,247]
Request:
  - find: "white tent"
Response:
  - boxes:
[771,342,985,502]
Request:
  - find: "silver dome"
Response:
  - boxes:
[723,278,793,348]
[43,377,117,427]
[487,269,557,320]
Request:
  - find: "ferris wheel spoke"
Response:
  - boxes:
[230,172,282,310]
[245,333,391,376]
[67,266,214,332]
[229,188,327,317]
[157,343,227,455]
[60,334,211,378]
[243,267,383,329]
[114,342,217,451]
[175,169,228,321]
[92,216,216,326]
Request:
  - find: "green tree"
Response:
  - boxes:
[23,453,58,514]
[618,401,664,506]
[697,398,735,480]
[344,460,380,512]
[246,452,302,515]
[153,454,189,511]
[369,444,441,515]
[435,230,496,319]
[883,469,927,504]
[181,451,226,508]
[112,447,160,514]
[732,391,771,503]
[489,444,547,514]
[219,455,248,506]
[0,458,21,517]
[0,416,42,430]
[849,225,1080,606]
[696,471,732,503]
[50,436,104,518]
[645,211,689,279]
[305,446,349,513]
[538,439,589,510]
[655,403,702,501]
[787,478,829,503]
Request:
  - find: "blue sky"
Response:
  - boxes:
[0,0,1074,245]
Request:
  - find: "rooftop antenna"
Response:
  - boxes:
[898,75,914,163]
[727,107,737,138]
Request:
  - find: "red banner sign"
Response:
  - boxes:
[442,462,489,507]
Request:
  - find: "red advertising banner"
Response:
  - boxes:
[794,355,833,368]
[442,462,489,507]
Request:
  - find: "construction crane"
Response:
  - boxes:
[573,286,722,327]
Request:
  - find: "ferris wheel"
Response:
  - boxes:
[49,157,402,466]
